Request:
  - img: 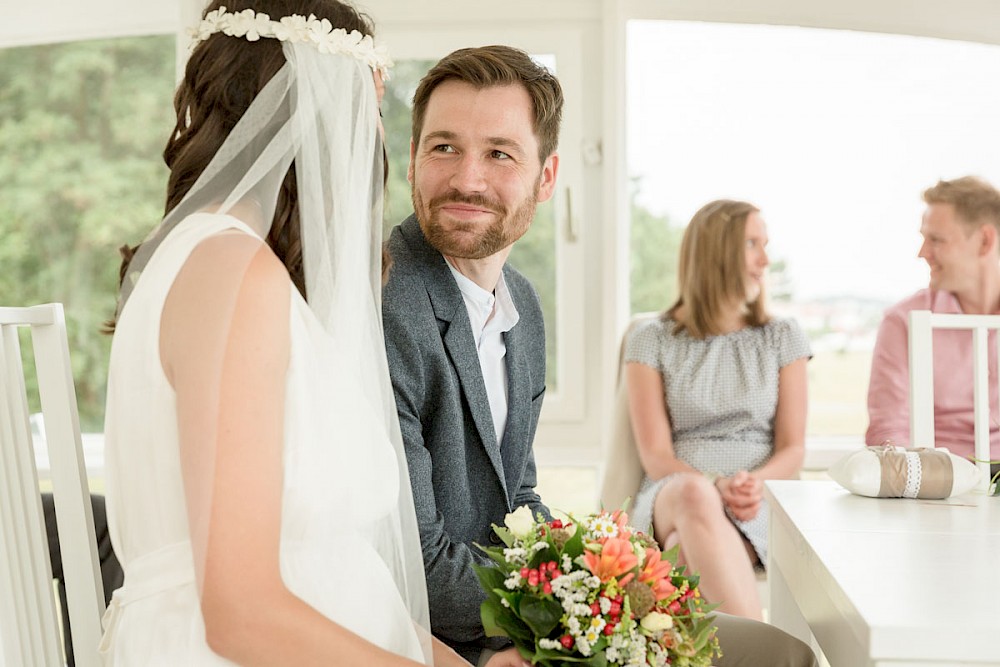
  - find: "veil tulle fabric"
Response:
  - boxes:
[117,41,433,661]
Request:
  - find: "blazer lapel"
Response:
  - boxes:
[499,312,530,505]
[442,320,508,498]
[400,216,509,500]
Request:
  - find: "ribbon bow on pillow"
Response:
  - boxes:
[829,445,982,499]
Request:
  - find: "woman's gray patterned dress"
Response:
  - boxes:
[625,315,811,564]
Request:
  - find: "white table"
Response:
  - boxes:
[766,480,1000,667]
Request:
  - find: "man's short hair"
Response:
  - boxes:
[923,176,1000,234]
[411,45,563,162]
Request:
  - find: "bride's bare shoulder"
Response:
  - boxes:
[161,229,290,382]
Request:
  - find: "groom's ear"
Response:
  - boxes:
[536,152,559,203]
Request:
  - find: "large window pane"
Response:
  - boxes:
[0,36,175,432]
[627,21,1000,438]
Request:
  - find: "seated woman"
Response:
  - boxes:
[624,199,810,620]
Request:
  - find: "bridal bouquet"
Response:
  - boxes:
[473,506,722,667]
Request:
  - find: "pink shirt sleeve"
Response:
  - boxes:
[865,289,1000,459]
[865,306,910,446]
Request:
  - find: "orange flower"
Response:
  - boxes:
[638,547,677,600]
[583,537,638,582]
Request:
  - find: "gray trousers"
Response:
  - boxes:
[476,613,816,667]
[41,492,124,667]
[713,612,818,667]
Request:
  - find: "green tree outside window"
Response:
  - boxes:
[0,36,176,430]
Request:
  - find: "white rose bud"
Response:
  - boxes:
[640,611,674,633]
[504,505,536,539]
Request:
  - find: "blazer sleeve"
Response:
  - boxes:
[512,459,547,514]
[511,279,551,521]
[382,285,498,657]
[511,392,549,520]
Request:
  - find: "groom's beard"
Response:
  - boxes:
[412,183,540,260]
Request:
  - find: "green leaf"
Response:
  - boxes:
[691,618,716,651]
[492,524,515,547]
[530,544,558,568]
[481,599,533,643]
[500,617,534,645]
[480,601,504,637]
[518,595,563,638]
[472,562,506,596]
[475,542,510,567]
[560,522,585,559]
[532,644,605,665]
[589,636,609,656]
[494,589,522,613]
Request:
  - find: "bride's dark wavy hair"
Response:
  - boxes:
[106,0,379,332]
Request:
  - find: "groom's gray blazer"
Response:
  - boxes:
[383,215,550,665]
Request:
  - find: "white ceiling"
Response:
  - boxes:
[6,0,1000,50]
[2,1,184,49]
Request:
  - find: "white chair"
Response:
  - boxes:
[0,304,105,667]
[598,313,657,514]
[908,309,1000,493]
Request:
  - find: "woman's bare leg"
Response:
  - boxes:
[651,474,762,620]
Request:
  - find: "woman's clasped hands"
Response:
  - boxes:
[715,470,763,522]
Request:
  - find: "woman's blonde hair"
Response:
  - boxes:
[667,199,770,338]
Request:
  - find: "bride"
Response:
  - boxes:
[100,2,472,664]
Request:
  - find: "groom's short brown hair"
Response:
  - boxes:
[410,45,563,163]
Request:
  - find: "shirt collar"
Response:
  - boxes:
[446,262,520,335]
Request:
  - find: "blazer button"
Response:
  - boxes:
[488,532,503,545]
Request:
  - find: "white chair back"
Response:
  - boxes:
[0,304,105,667]
[598,313,658,513]
[908,310,1000,492]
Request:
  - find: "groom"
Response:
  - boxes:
[382,45,817,667]
[382,44,554,667]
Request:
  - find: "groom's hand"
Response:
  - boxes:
[484,647,532,667]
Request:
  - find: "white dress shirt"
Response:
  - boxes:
[446,262,520,445]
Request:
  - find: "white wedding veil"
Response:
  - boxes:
[115,8,432,662]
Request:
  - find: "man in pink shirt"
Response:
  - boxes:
[866,176,1000,478]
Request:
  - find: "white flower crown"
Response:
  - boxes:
[189,6,393,79]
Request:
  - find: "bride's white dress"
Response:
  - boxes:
[100,213,424,664]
